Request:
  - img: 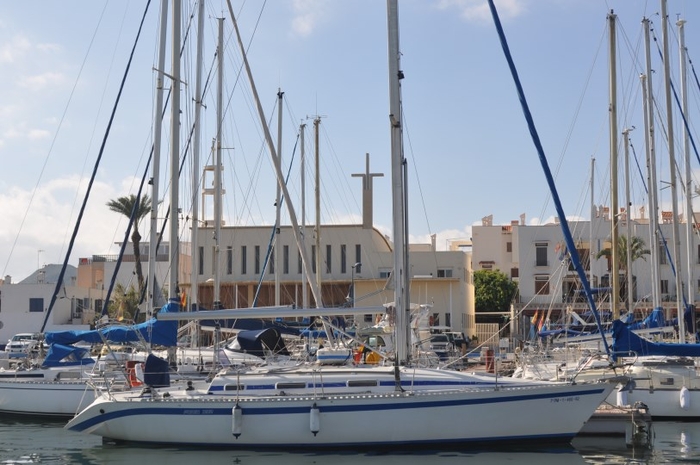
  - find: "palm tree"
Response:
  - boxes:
[107,194,152,298]
[595,234,651,269]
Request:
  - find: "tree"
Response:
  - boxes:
[474,269,518,313]
[106,194,152,298]
[107,283,139,322]
[595,234,651,270]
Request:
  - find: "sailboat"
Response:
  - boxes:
[64,1,614,448]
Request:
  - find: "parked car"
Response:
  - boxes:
[6,333,41,358]
[428,333,450,360]
[443,331,468,352]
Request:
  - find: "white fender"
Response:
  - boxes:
[616,386,628,407]
[680,386,690,410]
[310,403,320,436]
[232,403,243,438]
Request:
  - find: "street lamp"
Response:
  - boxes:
[351,262,362,307]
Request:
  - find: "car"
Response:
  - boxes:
[6,333,41,358]
[443,331,468,352]
[428,334,450,360]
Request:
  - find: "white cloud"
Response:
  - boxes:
[18,71,65,90]
[0,175,135,281]
[291,0,330,37]
[0,35,31,64]
[435,0,526,22]
[27,129,50,140]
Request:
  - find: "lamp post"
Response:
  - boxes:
[351,262,362,307]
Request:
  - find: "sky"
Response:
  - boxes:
[1,0,700,282]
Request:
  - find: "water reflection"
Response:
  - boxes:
[6,415,700,464]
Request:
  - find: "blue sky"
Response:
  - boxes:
[1,0,699,282]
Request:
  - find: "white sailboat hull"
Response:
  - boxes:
[0,378,99,417]
[66,382,614,447]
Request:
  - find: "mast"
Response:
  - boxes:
[213,17,224,309]
[387,0,409,364]
[148,0,168,317]
[590,157,595,286]
[660,0,685,342]
[679,17,695,334]
[314,117,322,301]
[643,18,662,312]
[300,122,309,309]
[190,0,205,311]
[226,0,323,308]
[275,90,283,307]
[168,0,181,305]
[608,11,620,320]
[623,128,634,312]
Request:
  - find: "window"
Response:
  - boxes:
[379,268,392,279]
[659,242,668,265]
[697,244,700,265]
[312,246,316,274]
[506,242,512,253]
[255,246,261,274]
[535,242,548,267]
[211,246,216,275]
[660,279,669,295]
[437,269,452,278]
[270,249,275,274]
[445,313,451,327]
[326,245,332,273]
[341,244,347,274]
[241,245,247,274]
[298,251,302,274]
[283,245,289,274]
[511,267,519,278]
[29,298,44,313]
[534,276,550,295]
[355,244,362,266]
[198,246,204,275]
[226,246,233,275]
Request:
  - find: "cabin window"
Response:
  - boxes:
[224,384,245,391]
[347,380,378,387]
[276,382,306,390]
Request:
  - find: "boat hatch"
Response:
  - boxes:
[276,382,306,390]
[224,384,245,391]
[347,380,378,387]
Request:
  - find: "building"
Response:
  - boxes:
[471,209,698,330]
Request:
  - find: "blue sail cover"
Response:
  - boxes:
[44,301,179,347]
[41,343,95,367]
[611,319,700,358]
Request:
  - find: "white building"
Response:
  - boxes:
[471,210,697,322]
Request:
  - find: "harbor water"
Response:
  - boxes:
[1,415,700,464]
